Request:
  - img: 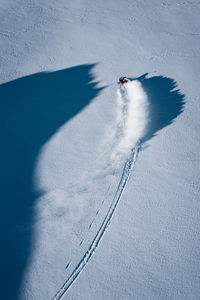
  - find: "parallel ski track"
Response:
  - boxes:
[52,147,139,300]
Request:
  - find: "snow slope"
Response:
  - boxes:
[0,1,200,300]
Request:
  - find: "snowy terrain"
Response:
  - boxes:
[1,1,200,300]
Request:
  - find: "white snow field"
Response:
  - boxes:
[0,1,200,300]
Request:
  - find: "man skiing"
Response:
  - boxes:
[118,76,128,85]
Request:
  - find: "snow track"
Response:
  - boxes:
[52,80,148,299]
[52,147,139,300]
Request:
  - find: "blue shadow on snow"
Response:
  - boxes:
[0,64,104,299]
[135,73,185,143]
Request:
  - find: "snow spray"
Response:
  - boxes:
[112,80,149,159]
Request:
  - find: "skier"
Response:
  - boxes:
[118,76,128,85]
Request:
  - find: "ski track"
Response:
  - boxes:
[52,146,139,300]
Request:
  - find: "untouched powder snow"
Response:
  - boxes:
[1,1,200,300]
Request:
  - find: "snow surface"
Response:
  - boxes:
[1,1,200,300]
